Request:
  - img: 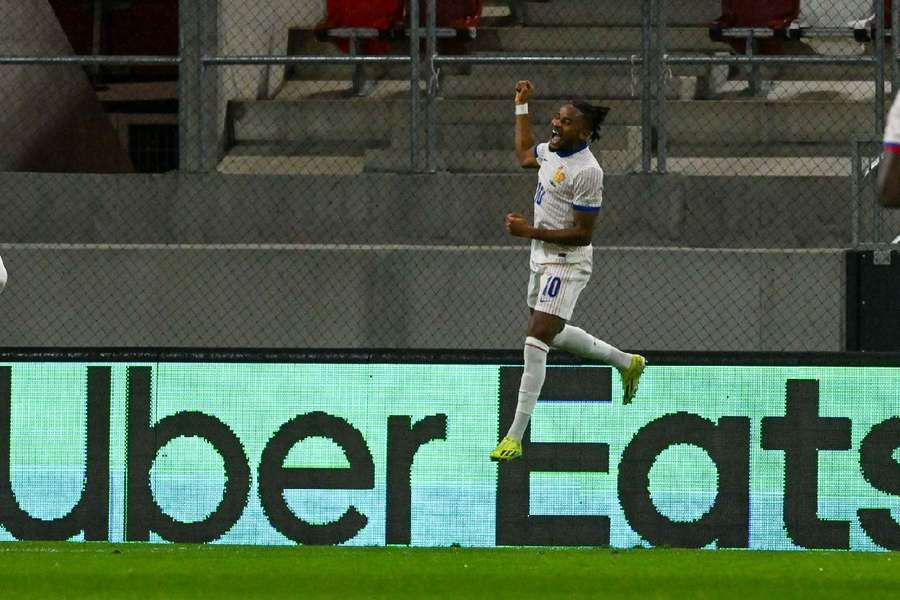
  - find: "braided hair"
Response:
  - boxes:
[571,101,610,143]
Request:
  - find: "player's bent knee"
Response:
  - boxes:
[527,311,565,343]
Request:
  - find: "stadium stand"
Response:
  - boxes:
[315,0,405,56]
[709,0,800,55]
[223,0,714,175]
[0,0,865,351]
[48,0,179,172]
[222,0,876,179]
[313,0,481,94]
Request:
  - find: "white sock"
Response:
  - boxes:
[551,325,632,370]
[506,337,549,442]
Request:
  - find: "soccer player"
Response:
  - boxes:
[878,93,900,207]
[0,255,6,295]
[490,81,646,462]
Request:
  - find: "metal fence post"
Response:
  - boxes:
[655,0,668,174]
[410,0,421,172]
[200,0,220,173]
[888,0,900,103]
[640,0,652,172]
[875,0,886,135]
[426,0,438,173]
[179,0,202,172]
[851,140,861,248]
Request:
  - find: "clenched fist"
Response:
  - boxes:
[505,212,533,238]
[515,80,534,105]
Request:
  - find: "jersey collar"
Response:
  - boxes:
[552,143,589,158]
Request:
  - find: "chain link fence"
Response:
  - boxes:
[0,0,896,351]
[853,139,900,245]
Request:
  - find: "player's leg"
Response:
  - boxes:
[491,267,567,462]
[0,255,7,295]
[490,312,562,462]
[551,325,645,403]
[546,263,646,403]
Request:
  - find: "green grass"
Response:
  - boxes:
[0,543,896,599]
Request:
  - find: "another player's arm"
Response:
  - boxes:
[514,80,539,168]
[877,149,900,208]
[505,210,599,247]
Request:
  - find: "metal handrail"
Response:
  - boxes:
[0,55,179,65]
[664,55,876,66]
[433,54,643,65]
[201,55,410,66]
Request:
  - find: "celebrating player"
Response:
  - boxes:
[490,81,646,462]
[878,93,900,207]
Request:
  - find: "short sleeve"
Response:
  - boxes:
[885,95,900,153]
[534,143,549,165]
[572,167,604,211]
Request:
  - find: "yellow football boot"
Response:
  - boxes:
[621,354,646,405]
[489,436,523,461]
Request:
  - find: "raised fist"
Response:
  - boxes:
[515,80,534,105]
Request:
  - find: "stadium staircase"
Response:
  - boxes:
[221,0,878,179]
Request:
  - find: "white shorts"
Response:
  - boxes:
[526,261,591,321]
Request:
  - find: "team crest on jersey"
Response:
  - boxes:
[551,167,566,186]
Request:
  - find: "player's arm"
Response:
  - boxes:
[877,149,900,208]
[514,80,539,168]
[505,209,599,246]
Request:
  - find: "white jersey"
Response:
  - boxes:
[531,142,604,266]
[885,93,900,153]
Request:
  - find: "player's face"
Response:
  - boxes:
[549,105,590,152]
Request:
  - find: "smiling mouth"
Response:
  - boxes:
[550,127,561,145]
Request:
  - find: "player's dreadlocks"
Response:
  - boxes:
[571,101,610,143]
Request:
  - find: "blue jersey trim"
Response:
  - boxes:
[885,141,900,153]
[573,204,601,212]
[553,143,589,158]
[533,145,539,158]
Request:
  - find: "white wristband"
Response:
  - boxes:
[515,103,529,116]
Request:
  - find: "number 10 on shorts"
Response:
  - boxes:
[541,276,561,299]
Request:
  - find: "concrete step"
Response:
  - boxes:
[229,95,403,144]
[475,25,726,53]
[388,123,641,151]
[664,99,874,145]
[712,79,885,102]
[232,91,643,144]
[364,147,641,174]
[217,154,367,176]
[441,69,697,100]
[669,143,854,158]
[657,156,850,177]
[227,142,371,157]
[523,0,721,27]
[234,95,876,148]
[718,62,889,83]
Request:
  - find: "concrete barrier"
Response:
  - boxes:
[0,245,844,351]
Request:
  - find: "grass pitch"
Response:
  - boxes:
[0,543,896,599]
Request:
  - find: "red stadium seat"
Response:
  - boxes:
[710,0,801,54]
[413,0,483,55]
[315,0,406,55]
[417,0,483,29]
